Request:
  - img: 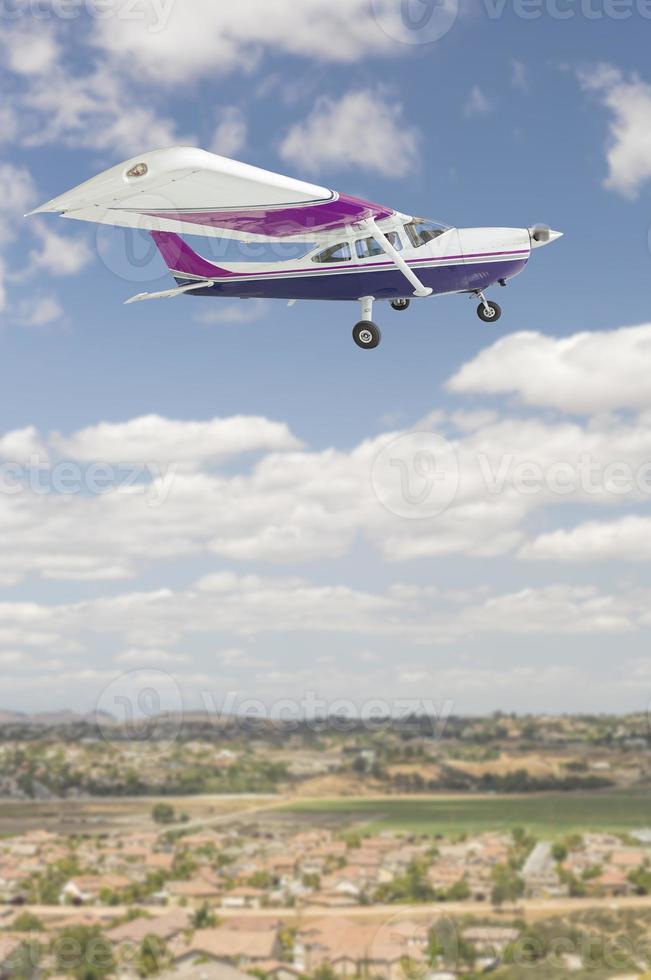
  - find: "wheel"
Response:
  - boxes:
[477,300,502,323]
[353,321,381,349]
[391,299,410,312]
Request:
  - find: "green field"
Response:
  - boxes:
[277,793,651,837]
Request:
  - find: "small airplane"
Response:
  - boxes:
[29,146,563,350]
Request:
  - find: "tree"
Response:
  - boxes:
[12,912,43,932]
[551,842,568,863]
[135,935,170,978]
[54,925,115,980]
[313,965,337,980]
[445,877,471,901]
[192,903,218,929]
[491,864,524,907]
[151,803,175,825]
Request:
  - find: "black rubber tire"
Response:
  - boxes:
[391,299,410,312]
[477,300,502,323]
[353,321,381,349]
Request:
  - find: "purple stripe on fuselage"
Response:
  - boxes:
[178,258,529,302]
[143,193,393,238]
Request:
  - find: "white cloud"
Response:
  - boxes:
[19,65,186,154]
[0,426,48,463]
[14,294,64,328]
[194,300,268,326]
[279,90,421,178]
[26,221,93,277]
[523,515,651,562]
[463,85,493,117]
[0,24,60,76]
[0,106,18,144]
[447,324,651,414]
[91,1,404,85]
[578,64,651,198]
[114,647,192,665]
[55,413,302,465]
[211,106,247,158]
[0,164,37,239]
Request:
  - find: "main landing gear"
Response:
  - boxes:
[475,290,502,323]
[353,296,382,349]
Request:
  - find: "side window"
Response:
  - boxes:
[355,234,403,258]
[355,237,384,259]
[312,242,351,263]
[404,220,446,248]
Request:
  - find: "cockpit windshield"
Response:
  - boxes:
[404,218,450,248]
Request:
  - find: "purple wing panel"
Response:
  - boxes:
[141,194,393,239]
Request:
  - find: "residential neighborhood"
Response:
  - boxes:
[2,815,651,978]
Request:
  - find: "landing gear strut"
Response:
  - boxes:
[391,298,410,312]
[475,291,502,323]
[353,296,381,349]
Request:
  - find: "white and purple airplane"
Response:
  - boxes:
[29,146,563,350]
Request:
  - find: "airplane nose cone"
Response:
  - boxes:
[529,225,564,248]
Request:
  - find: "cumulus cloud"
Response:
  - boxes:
[523,515,651,562]
[19,65,186,154]
[0,23,61,76]
[578,64,651,198]
[211,106,248,158]
[25,222,93,278]
[14,294,64,328]
[279,90,421,178]
[447,324,651,414]
[54,414,302,466]
[463,85,493,117]
[91,0,403,85]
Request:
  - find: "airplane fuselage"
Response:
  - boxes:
[167,225,540,302]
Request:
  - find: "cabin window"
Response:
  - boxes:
[355,233,403,259]
[404,220,447,248]
[355,237,384,259]
[312,242,351,263]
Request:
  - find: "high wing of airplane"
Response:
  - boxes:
[28,146,563,349]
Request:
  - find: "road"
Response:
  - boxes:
[14,894,651,926]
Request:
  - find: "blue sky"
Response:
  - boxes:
[2,0,651,717]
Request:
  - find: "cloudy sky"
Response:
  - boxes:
[1,0,651,717]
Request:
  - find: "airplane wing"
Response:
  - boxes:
[28,146,401,243]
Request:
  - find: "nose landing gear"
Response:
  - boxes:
[475,291,502,323]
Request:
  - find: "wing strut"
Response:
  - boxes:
[362,219,433,298]
[124,280,216,305]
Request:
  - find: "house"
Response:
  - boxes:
[220,887,264,910]
[167,877,223,906]
[294,918,428,980]
[463,927,520,955]
[521,842,565,898]
[107,908,192,947]
[593,868,633,897]
[156,960,253,980]
[253,961,302,980]
[174,927,281,966]
[60,874,131,905]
